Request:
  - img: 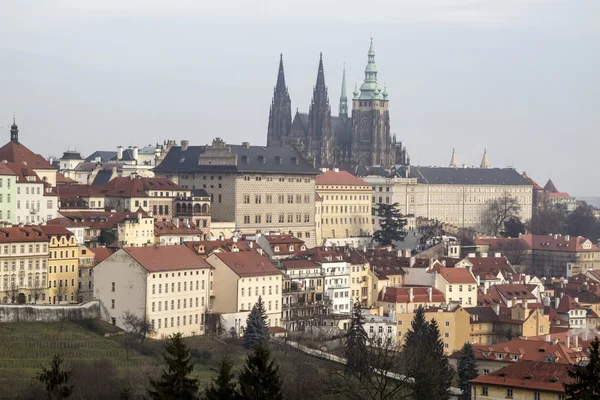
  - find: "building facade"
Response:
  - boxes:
[0,165,17,225]
[41,226,80,304]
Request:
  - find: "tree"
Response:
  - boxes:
[36,354,74,400]
[148,333,200,400]
[502,217,525,238]
[243,296,269,349]
[373,203,407,247]
[203,356,237,400]
[565,206,600,242]
[7,280,20,304]
[483,193,521,236]
[30,279,47,304]
[403,308,453,400]
[528,197,567,235]
[457,343,479,400]
[344,301,369,376]
[456,227,477,248]
[122,310,155,343]
[238,341,283,400]
[564,337,600,399]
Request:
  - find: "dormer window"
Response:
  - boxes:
[291,156,297,164]
[258,155,265,164]
[300,245,306,251]
[274,246,280,252]
[275,156,281,164]
[241,155,249,163]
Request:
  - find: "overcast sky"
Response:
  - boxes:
[1,0,598,195]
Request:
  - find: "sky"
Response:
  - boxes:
[0,0,599,195]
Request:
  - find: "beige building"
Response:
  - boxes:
[360,163,533,230]
[116,211,155,247]
[315,169,373,246]
[94,245,213,337]
[206,250,283,330]
[154,138,319,247]
[434,267,478,308]
[41,226,80,304]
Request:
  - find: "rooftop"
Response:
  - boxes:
[123,245,211,272]
[316,169,370,186]
[212,251,281,278]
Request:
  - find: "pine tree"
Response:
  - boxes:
[344,301,369,376]
[238,341,283,400]
[243,296,269,349]
[373,203,407,247]
[148,333,200,400]
[203,356,237,400]
[457,343,479,399]
[564,337,600,399]
[426,319,453,399]
[36,354,74,400]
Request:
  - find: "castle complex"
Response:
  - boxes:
[266,40,409,168]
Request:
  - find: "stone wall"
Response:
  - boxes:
[0,301,100,323]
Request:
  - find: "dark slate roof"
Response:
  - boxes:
[85,151,117,163]
[154,144,319,175]
[60,150,83,160]
[92,169,113,186]
[109,149,135,161]
[191,189,209,197]
[360,165,532,186]
[295,112,352,143]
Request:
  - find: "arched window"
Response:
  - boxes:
[176,203,182,213]
[202,204,208,213]
[194,204,201,213]
[181,203,187,213]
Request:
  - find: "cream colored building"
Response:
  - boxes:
[360,163,533,230]
[206,250,283,330]
[154,138,319,247]
[94,245,213,338]
[315,169,373,246]
[117,212,155,247]
[42,226,80,304]
[435,267,478,308]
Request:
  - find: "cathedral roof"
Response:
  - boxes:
[293,112,352,144]
[154,143,319,175]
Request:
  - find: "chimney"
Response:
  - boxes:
[565,235,570,241]
[333,167,339,173]
[481,252,488,258]
[482,285,487,294]
[567,336,570,348]
[575,297,579,304]
[132,146,138,161]
[409,256,416,268]
[476,275,481,286]
[409,288,414,302]
[427,287,432,303]
[174,219,179,228]
[545,334,551,342]
[555,297,560,309]
[242,141,250,149]
[553,234,558,240]
[181,140,189,151]
[397,249,402,257]
[117,146,123,160]
[442,259,446,267]
[575,335,579,349]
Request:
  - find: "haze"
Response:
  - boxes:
[1,0,598,195]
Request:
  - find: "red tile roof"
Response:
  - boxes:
[0,164,16,176]
[56,172,77,184]
[470,360,572,393]
[154,220,201,235]
[123,245,211,272]
[545,192,572,199]
[0,226,49,243]
[316,170,370,186]
[467,256,516,277]
[212,251,282,278]
[3,163,43,183]
[437,267,477,284]
[47,210,150,229]
[184,239,255,255]
[88,247,114,263]
[37,225,74,238]
[544,179,559,193]
[493,284,537,302]
[521,234,600,252]
[0,141,54,169]
[377,286,445,303]
[100,177,186,198]
[555,294,583,313]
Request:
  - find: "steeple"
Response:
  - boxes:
[308,52,332,166]
[480,149,490,168]
[316,52,326,91]
[10,114,18,143]
[359,38,382,100]
[339,63,348,118]
[449,148,457,168]
[266,53,292,147]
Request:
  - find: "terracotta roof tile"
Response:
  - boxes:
[316,170,370,186]
[88,247,114,263]
[0,141,54,169]
[123,245,211,272]
[437,267,477,284]
[377,286,445,303]
[0,226,49,243]
[212,251,282,278]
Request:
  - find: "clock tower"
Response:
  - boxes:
[351,39,394,167]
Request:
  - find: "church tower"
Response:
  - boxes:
[307,53,333,166]
[351,39,393,166]
[266,54,292,147]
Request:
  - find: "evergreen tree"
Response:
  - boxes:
[457,342,479,400]
[203,356,237,400]
[238,341,283,400]
[373,203,407,247]
[148,333,200,400]
[426,319,453,399]
[36,354,74,400]
[564,337,600,399]
[243,296,269,349]
[344,301,369,376]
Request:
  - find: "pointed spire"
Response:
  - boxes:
[480,149,490,168]
[275,53,286,91]
[339,63,348,118]
[449,148,457,168]
[10,114,18,143]
[359,38,380,100]
[316,52,326,90]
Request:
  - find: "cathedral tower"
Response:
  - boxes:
[351,39,394,166]
[266,54,292,147]
[307,53,333,166]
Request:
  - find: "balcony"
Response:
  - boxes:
[326,283,350,290]
[324,270,348,277]
[174,211,210,217]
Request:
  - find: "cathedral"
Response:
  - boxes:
[266,39,409,168]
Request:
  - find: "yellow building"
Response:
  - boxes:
[395,304,471,354]
[116,211,155,247]
[41,226,80,304]
[347,250,377,307]
[0,225,50,304]
[316,168,373,244]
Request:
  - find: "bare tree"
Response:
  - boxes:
[502,240,529,267]
[122,310,155,343]
[205,312,225,336]
[7,281,20,304]
[30,280,46,304]
[55,281,69,304]
[483,193,522,236]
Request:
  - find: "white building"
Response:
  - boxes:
[7,163,58,224]
[323,258,352,315]
[94,245,213,338]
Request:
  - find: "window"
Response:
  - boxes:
[445,321,450,327]
[244,195,250,204]
[533,393,540,400]
[266,195,272,204]
[244,215,250,224]
[506,388,512,398]
[266,214,272,223]
[255,195,261,204]
[255,215,261,223]
[279,214,284,223]
[111,299,115,309]
[111,282,115,292]
[483,369,489,375]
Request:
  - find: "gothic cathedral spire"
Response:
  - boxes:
[339,63,348,118]
[307,53,333,166]
[266,53,292,147]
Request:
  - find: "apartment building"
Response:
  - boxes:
[359,165,533,230]
[0,225,50,304]
[0,165,17,224]
[377,286,446,318]
[154,138,319,246]
[6,163,58,224]
[40,226,79,304]
[206,251,282,328]
[435,267,478,308]
[315,168,373,246]
[256,234,307,260]
[94,245,213,337]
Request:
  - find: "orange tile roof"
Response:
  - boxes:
[0,141,54,169]
[545,192,572,199]
[56,172,77,184]
[0,164,16,176]
[123,245,211,272]
[88,247,114,263]
[154,220,201,235]
[37,225,74,238]
[212,251,282,278]
[470,360,572,393]
[377,286,445,303]
[437,267,477,284]
[522,234,599,252]
[316,170,370,186]
[0,226,50,243]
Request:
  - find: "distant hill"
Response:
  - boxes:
[579,197,600,208]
